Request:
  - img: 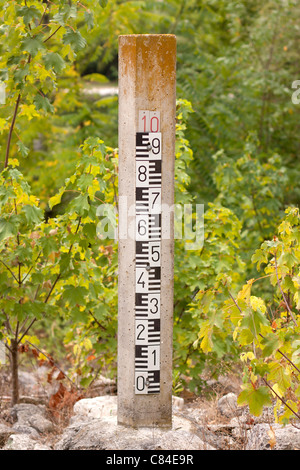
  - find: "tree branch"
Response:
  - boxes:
[262,376,300,421]
[43,25,61,43]
[274,252,297,326]
[4,94,21,169]
[0,259,20,284]
[17,218,82,344]
[25,339,78,390]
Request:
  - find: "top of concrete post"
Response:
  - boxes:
[118,35,176,112]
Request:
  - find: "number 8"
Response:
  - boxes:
[138,165,147,182]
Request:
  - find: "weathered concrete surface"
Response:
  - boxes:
[118,35,176,428]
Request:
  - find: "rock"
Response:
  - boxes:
[206,375,241,395]
[3,434,52,451]
[172,396,184,410]
[11,424,40,439]
[70,396,117,424]
[11,403,54,434]
[55,396,216,450]
[55,415,215,450]
[217,393,240,418]
[1,403,54,450]
[0,423,13,447]
[18,371,40,395]
[27,413,54,433]
[246,423,300,450]
[3,389,300,450]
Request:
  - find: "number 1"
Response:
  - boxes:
[142,115,146,132]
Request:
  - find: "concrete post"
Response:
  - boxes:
[117,34,176,428]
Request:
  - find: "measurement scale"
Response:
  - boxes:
[134,111,161,394]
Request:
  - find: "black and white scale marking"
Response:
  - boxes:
[134,126,162,395]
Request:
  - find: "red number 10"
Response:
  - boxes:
[140,111,160,133]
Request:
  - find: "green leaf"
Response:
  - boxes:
[53,5,77,25]
[237,385,272,416]
[62,30,87,52]
[279,251,298,270]
[80,376,94,388]
[82,223,96,240]
[17,6,41,24]
[44,53,66,74]
[238,327,254,345]
[84,11,94,30]
[99,0,108,8]
[0,218,17,242]
[251,248,268,271]
[34,94,54,114]
[21,35,45,57]
[17,141,29,158]
[63,285,88,307]
[77,173,94,192]
[13,64,30,84]
[71,194,90,216]
[241,308,268,338]
[23,205,43,225]
[261,334,281,358]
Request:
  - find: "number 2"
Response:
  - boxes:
[137,323,145,340]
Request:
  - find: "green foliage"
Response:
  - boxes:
[193,207,300,423]
[232,207,300,424]
[211,132,289,273]
[0,136,118,388]
[173,101,245,390]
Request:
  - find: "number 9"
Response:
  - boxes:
[151,138,160,155]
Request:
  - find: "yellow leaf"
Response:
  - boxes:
[237,279,254,304]
[7,158,19,168]
[19,104,39,121]
[200,334,213,353]
[250,296,266,313]
[0,118,7,132]
[268,427,276,450]
[240,351,255,362]
[33,63,53,81]
[83,338,93,351]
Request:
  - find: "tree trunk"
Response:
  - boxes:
[11,339,19,406]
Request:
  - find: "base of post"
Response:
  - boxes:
[117,417,173,430]
[117,398,172,429]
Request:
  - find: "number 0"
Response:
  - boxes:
[136,376,145,391]
[150,116,159,132]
